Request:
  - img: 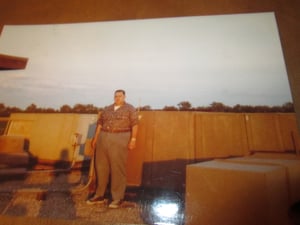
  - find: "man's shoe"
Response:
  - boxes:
[86,196,105,205]
[108,200,122,209]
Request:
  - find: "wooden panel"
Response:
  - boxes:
[9,113,79,161]
[195,113,248,158]
[140,111,194,190]
[278,113,300,152]
[0,136,29,167]
[135,111,155,163]
[127,111,154,186]
[152,111,195,161]
[7,120,33,138]
[245,114,284,152]
[0,136,25,154]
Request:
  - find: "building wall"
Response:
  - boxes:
[0,0,299,130]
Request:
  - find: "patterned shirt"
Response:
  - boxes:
[97,102,138,132]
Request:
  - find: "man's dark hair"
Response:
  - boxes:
[115,89,126,95]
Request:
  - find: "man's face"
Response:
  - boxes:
[114,91,125,106]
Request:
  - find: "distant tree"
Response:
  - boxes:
[281,102,294,112]
[210,102,227,112]
[241,105,255,113]
[0,101,295,114]
[140,105,152,111]
[71,103,100,113]
[253,105,270,113]
[25,103,38,112]
[0,103,5,114]
[270,106,282,112]
[6,106,22,114]
[194,106,210,112]
[163,106,178,111]
[232,104,242,113]
[0,103,5,111]
[85,104,99,113]
[0,103,10,116]
[44,108,56,113]
[177,101,192,111]
[72,104,86,113]
[60,104,72,113]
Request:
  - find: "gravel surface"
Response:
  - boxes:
[0,169,147,224]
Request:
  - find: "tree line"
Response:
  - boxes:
[0,101,295,117]
[161,101,295,113]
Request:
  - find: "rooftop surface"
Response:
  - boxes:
[0,168,185,225]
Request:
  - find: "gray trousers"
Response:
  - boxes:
[94,131,130,201]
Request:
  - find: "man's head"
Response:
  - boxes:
[114,89,126,106]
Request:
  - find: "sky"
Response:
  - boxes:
[0,12,293,110]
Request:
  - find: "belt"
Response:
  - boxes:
[101,128,131,133]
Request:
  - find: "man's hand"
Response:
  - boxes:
[128,138,136,150]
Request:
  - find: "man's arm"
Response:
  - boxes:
[128,124,138,150]
[91,124,101,149]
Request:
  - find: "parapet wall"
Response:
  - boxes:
[1,112,299,186]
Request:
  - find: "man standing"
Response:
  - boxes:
[87,89,138,209]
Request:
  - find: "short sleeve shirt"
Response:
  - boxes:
[97,102,138,132]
